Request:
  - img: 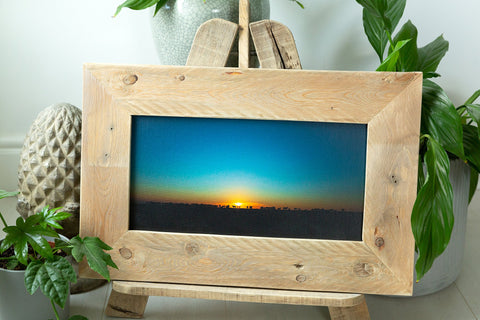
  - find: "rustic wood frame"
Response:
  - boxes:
[80,63,422,295]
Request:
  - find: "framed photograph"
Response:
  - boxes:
[80,64,422,295]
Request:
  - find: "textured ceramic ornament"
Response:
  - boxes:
[151,0,270,66]
[17,103,81,238]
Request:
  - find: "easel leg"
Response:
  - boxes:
[105,288,149,318]
[327,296,370,320]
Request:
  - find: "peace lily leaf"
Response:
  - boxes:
[25,257,75,308]
[464,89,480,105]
[37,206,71,230]
[412,136,453,281]
[417,35,449,74]
[417,155,425,193]
[424,72,441,79]
[465,104,480,136]
[0,190,18,200]
[376,39,409,71]
[462,124,480,173]
[362,8,389,62]
[71,236,118,280]
[154,0,169,15]
[293,1,304,9]
[470,168,479,203]
[421,80,464,158]
[391,20,418,71]
[114,0,161,17]
[357,0,405,62]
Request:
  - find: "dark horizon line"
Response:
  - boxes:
[130,199,363,214]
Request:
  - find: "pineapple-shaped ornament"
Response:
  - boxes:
[17,102,82,238]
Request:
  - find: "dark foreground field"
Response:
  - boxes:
[130,201,363,240]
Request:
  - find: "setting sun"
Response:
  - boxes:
[234,202,243,207]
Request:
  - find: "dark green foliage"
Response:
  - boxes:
[1,192,118,320]
[356,0,480,281]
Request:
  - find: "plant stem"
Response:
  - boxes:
[51,299,60,320]
[464,89,480,105]
[385,30,395,51]
[0,211,8,228]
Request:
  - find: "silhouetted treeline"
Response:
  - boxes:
[129,201,363,240]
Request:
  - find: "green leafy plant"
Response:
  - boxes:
[0,190,118,320]
[356,0,480,281]
[114,0,304,17]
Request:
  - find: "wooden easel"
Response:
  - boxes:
[105,1,370,319]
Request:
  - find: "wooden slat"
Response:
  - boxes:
[105,289,148,318]
[328,297,371,320]
[186,18,238,67]
[250,20,302,69]
[83,65,418,124]
[113,281,366,308]
[238,0,250,68]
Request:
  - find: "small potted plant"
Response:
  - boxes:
[0,189,118,320]
[355,0,480,293]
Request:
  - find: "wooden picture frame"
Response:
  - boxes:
[80,63,422,295]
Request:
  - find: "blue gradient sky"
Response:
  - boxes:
[130,116,367,212]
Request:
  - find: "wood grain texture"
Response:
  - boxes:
[186,19,238,67]
[328,296,371,320]
[105,289,148,318]
[250,20,302,69]
[82,64,418,124]
[362,74,423,290]
[80,63,422,295]
[238,0,250,68]
[113,281,366,308]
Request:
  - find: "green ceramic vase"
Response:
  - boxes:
[151,0,270,66]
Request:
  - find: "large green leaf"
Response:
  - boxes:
[392,20,418,71]
[385,0,406,31]
[376,39,410,71]
[462,124,480,173]
[412,136,454,281]
[421,80,464,158]
[362,8,389,61]
[469,168,479,203]
[465,104,480,136]
[25,256,76,308]
[357,0,406,62]
[417,35,449,74]
[114,0,161,17]
[71,236,118,281]
[154,0,169,15]
[464,89,480,105]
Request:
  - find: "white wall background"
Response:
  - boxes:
[0,0,479,220]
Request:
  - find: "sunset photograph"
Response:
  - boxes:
[129,115,367,240]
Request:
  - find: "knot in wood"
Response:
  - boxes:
[119,247,132,259]
[375,237,385,248]
[185,242,200,255]
[177,75,186,81]
[123,74,138,85]
[390,175,399,184]
[353,262,374,277]
[296,274,307,283]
